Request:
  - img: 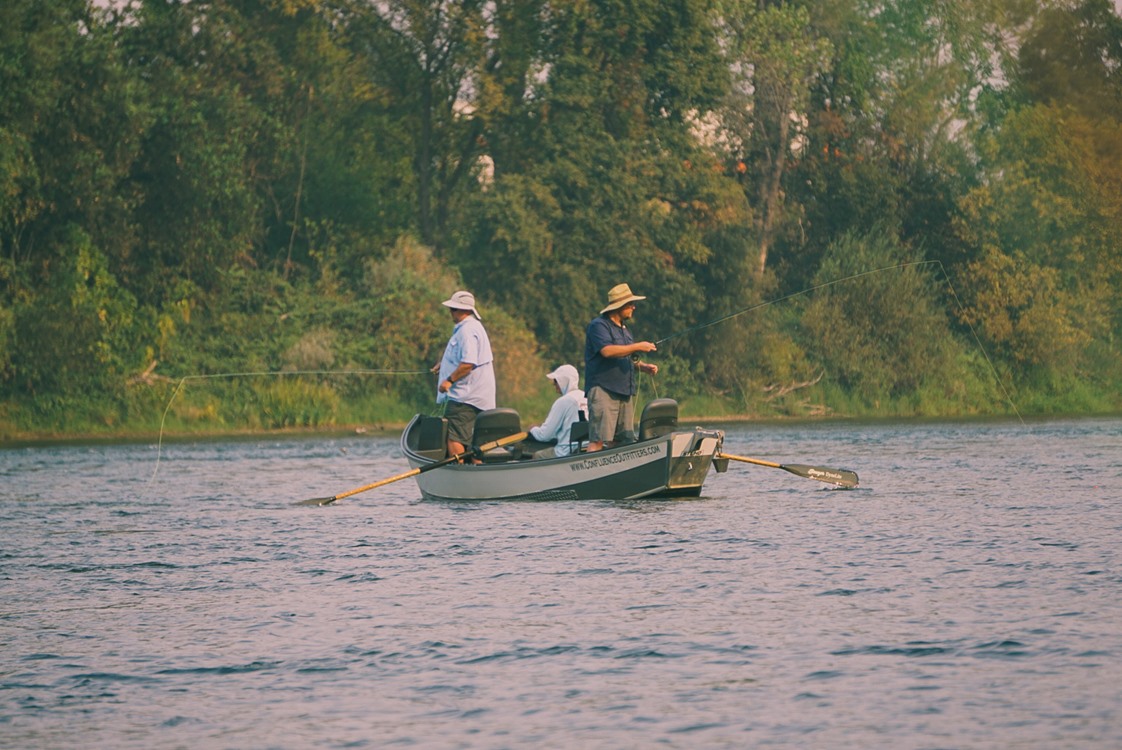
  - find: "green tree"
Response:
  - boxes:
[0,0,150,405]
[0,0,142,275]
[110,0,261,302]
[717,1,831,279]
[451,0,739,364]
[10,230,140,411]
[349,0,491,249]
[801,226,975,411]
[954,105,1122,382]
[780,0,1015,291]
[1017,0,1122,120]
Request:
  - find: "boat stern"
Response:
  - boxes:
[663,428,724,496]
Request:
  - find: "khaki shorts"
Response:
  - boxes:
[587,386,636,445]
[445,400,482,445]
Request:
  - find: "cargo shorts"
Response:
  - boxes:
[587,386,636,445]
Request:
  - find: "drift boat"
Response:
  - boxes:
[400,398,726,502]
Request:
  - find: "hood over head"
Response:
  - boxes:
[546,364,580,395]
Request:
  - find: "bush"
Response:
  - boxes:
[800,227,992,414]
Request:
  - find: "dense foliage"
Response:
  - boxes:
[2,0,1121,438]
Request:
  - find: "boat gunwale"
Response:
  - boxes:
[400,413,721,471]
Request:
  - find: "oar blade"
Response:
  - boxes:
[295,495,338,506]
[782,464,859,488]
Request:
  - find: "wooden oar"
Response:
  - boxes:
[297,431,529,506]
[718,452,859,488]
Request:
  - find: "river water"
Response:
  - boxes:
[2,417,1121,749]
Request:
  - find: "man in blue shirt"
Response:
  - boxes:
[583,283,658,452]
[433,290,496,458]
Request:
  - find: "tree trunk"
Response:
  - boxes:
[416,74,435,247]
[756,94,791,279]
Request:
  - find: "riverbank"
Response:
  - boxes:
[8,407,1116,448]
[0,422,404,448]
[0,405,794,446]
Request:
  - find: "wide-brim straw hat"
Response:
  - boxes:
[442,290,481,320]
[600,283,647,314]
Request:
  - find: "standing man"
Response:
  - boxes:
[433,290,496,458]
[583,283,658,452]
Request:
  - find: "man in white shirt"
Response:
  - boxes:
[433,291,496,458]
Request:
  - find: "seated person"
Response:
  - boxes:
[526,364,587,459]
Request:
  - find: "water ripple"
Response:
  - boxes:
[2,418,1122,747]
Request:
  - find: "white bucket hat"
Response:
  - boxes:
[442,290,481,320]
[600,283,647,314]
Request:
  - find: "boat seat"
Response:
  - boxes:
[568,411,589,453]
[415,416,448,460]
[472,407,522,462]
[638,398,678,440]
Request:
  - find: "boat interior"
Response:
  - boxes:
[408,398,682,463]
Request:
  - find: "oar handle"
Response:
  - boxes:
[333,468,423,500]
[471,430,530,458]
[718,453,781,469]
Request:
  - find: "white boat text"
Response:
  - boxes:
[569,445,662,472]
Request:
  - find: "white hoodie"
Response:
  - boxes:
[529,364,587,457]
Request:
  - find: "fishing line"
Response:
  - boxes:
[654,260,1023,424]
[145,368,428,488]
[931,263,1025,425]
[656,261,938,345]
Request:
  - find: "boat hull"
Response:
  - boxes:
[400,414,723,501]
